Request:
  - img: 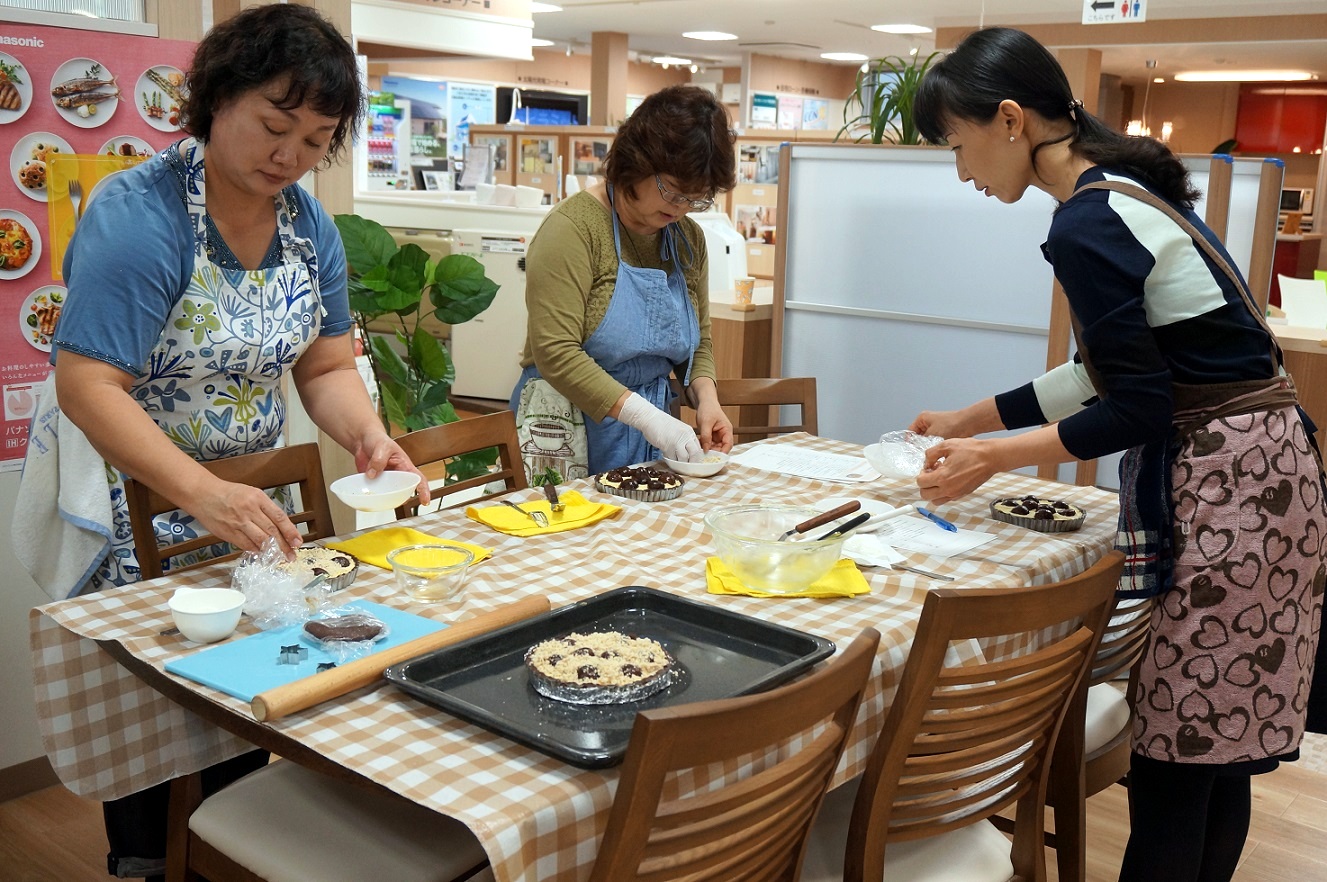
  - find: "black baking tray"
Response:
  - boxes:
[383,586,835,768]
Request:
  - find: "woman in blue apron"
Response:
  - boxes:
[15,8,427,878]
[511,85,738,479]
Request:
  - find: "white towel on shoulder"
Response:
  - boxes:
[14,375,115,601]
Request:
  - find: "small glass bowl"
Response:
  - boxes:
[387,543,474,603]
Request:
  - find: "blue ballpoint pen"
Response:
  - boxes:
[914,505,958,532]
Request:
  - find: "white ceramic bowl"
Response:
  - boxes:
[663,451,730,478]
[168,587,245,643]
[330,471,419,512]
[704,504,847,594]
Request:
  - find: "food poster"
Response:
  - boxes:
[0,21,193,470]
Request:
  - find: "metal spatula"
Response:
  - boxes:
[777,500,861,541]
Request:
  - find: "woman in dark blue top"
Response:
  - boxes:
[908,27,1325,882]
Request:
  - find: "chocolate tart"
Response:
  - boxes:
[989,495,1086,533]
[594,465,684,502]
[284,546,359,591]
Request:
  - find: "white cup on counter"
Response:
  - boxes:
[493,184,517,206]
[474,182,496,204]
[514,185,544,208]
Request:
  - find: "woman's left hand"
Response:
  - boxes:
[354,431,431,506]
[696,400,734,453]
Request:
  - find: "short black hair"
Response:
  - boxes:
[181,4,364,161]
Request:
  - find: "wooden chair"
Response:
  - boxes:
[125,442,335,581]
[392,410,527,518]
[167,761,492,882]
[672,377,818,441]
[588,628,881,882]
[801,551,1123,882]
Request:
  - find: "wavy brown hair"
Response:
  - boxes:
[182,4,364,163]
[604,85,736,201]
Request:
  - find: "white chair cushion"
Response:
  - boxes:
[801,776,1015,882]
[1084,682,1131,755]
[189,760,491,882]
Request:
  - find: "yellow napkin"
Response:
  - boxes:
[325,527,492,570]
[466,490,621,537]
[705,556,871,599]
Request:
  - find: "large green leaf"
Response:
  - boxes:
[430,254,500,324]
[335,214,398,277]
[369,335,410,389]
[379,382,409,432]
[409,327,454,384]
[444,448,499,484]
[406,400,458,432]
[415,379,454,413]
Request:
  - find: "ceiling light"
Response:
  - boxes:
[821,52,869,62]
[652,55,693,66]
[531,38,555,47]
[1153,77,1165,83]
[871,23,932,35]
[530,2,562,12]
[683,31,738,41]
[1175,70,1315,82]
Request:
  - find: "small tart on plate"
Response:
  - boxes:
[990,495,1086,533]
[525,630,676,705]
[594,465,684,501]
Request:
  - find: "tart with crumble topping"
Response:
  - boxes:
[525,631,676,705]
[594,465,684,502]
[990,495,1086,533]
[281,546,359,591]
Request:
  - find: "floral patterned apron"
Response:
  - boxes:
[90,138,323,589]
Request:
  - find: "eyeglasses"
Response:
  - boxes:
[655,175,714,212]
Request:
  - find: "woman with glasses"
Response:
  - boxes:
[510,85,736,478]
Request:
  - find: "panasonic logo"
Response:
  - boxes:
[0,35,44,48]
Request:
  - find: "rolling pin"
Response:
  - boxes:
[251,595,550,722]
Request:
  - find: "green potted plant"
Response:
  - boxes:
[837,52,940,146]
[334,213,501,481]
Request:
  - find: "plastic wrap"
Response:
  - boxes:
[230,538,336,630]
[863,430,943,479]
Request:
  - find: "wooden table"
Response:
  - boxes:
[30,434,1119,882]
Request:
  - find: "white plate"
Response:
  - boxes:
[20,284,65,353]
[135,64,184,132]
[49,56,118,128]
[9,131,73,202]
[816,496,909,533]
[98,134,154,159]
[0,208,41,280]
[0,51,34,124]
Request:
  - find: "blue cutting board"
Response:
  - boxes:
[165,600,447,703]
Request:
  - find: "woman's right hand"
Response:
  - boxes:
[190,476,305,559]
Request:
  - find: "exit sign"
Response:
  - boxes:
[1083,0,1147,24]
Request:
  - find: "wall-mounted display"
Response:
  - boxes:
[570,136,610,176]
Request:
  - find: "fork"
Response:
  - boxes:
[500,498,550,527]
[67,178,83,227]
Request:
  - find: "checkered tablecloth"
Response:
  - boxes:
[30,434,1119,882]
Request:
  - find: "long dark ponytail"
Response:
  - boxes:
[914,27,1200,208]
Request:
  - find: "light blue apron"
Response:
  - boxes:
[512,185,700,473]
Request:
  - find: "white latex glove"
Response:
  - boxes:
[617,392,704,462]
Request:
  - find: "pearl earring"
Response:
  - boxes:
[1009,134,1016,142]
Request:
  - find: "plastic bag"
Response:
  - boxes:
[230,537,335,630]
[864,430,943,479]
[302,609,389,664]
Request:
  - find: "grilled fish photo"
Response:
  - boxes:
[51,74,117,98]
[55,89,120,109]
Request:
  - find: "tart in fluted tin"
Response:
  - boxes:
[284,546,359,591]
[989,495,1086,533]
[525,631,676,705]
[594,465,684,502]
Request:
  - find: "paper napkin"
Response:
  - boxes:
[705,556,870,599]
[466,490,621,537]
[326,527,492,570]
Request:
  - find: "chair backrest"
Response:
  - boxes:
[672,377,818,440]
[1277,274,1327,328]
[841,551,1122,882]
[125,442,335,581]
[589,628,881,882]
[392,410,527,517]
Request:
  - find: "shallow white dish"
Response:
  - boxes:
[663,451,729,478]
[330,470,418,512]
[816,495,908,532]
